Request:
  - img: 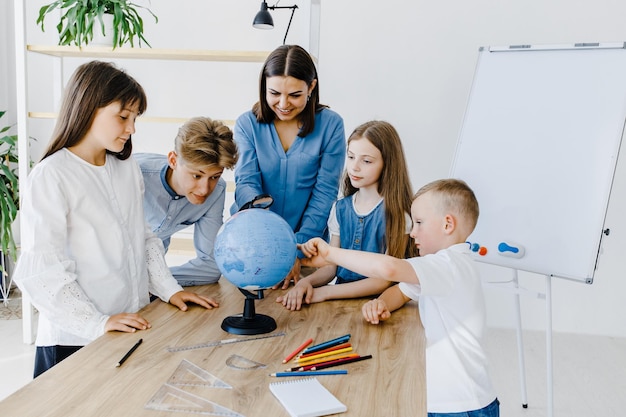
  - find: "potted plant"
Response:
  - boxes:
[37,0,158,49]
[0,111,19,273]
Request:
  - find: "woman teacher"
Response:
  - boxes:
[231,45,346,288]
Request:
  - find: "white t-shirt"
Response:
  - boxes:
[399,243,497,413]
[14,149,182,346]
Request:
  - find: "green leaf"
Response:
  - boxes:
[37,0,157,48]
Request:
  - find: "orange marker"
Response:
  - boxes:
[282,338,313,363]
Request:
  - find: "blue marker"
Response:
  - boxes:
[301,334,351,355]
[497,241,525,258]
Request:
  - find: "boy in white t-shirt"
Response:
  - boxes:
[299,178,499,416]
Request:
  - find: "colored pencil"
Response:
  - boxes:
[286,353,360,371]
[288,354,371,372]
[270,370,348,377]
[296,347,354,364]
[308,354,373,371]
[301,334,351,355]
[282,338,313,363]
[296,342,351,360]
[290,353,360,369]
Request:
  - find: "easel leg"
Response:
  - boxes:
[545,275,554,417]
[512,270,528,408]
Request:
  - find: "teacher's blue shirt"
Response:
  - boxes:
[231,108,346,247]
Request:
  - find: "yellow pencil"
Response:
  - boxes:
[286,353,360,370]
[296,352,359,367]
[296,347,353,364]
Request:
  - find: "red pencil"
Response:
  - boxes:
[282,338,313,363]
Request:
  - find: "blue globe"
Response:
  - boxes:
[214,209,297,290]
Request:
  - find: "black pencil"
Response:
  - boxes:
[286,354,373,372]
[115,338,143,368]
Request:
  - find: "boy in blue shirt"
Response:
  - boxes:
[299,178,499,416]
[134,117,238,286]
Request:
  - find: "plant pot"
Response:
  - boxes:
[91,13,114,47]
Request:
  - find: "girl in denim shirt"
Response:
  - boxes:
[277,120,416,310]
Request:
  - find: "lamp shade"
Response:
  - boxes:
[253,2,274,29]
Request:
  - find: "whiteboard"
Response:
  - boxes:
[450,43,626,283]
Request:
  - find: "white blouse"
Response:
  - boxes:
[14,149,182,347]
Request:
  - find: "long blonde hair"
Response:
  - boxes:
[342,121,417,258]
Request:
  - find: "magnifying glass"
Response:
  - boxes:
[238,193,274,211]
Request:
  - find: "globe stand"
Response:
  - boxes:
[221,288,277,335]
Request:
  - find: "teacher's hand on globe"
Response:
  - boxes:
[273,258,302,290]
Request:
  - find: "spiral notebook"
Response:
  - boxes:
[269,377,347,417]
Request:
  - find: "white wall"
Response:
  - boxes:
[318,0,626,338]
[1,1,16,118]
[3,0,626,337]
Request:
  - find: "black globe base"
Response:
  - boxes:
[221,287,278,335]
[221,314,277,335]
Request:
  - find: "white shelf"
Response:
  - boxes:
[28,112,235,126]
[27,45,271,63]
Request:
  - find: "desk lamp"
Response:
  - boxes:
[252,1,299,45]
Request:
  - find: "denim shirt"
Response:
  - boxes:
[231,108,346,248]
[134,153,225,286]
[335,195,386,283]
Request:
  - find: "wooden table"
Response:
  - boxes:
[0,281,426,416]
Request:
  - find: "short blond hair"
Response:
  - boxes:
[174,117,238,168]
[414,179,479,233]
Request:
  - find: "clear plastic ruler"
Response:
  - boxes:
[166,331,286,353]
[225,354,267,370]
[168,359,232,388]
[144,384,245,416]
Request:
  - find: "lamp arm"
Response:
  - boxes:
[267,4,298,45]
[282,6,296,45]
[267,5,299,10]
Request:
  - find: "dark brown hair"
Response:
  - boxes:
[252,45,327,137]
[42,60,147,161]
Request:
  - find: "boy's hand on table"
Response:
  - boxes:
[362,298,392,324]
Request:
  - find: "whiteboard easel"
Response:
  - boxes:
[452,42,626,416]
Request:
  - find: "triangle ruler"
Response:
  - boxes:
[225,354,266,370]
[144,384,244,416]
[167,359,232,388]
